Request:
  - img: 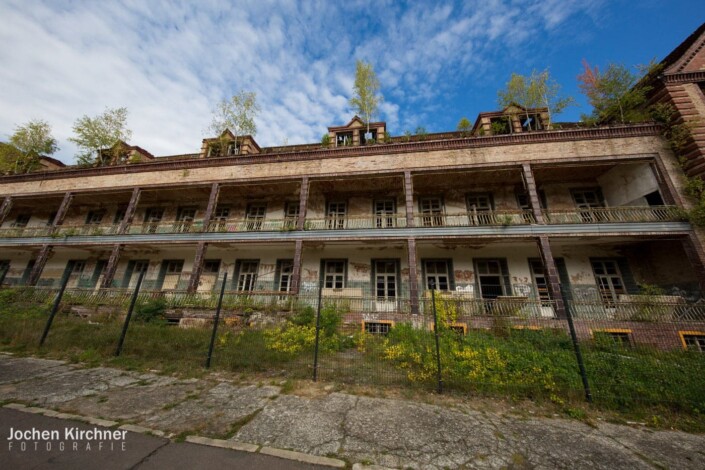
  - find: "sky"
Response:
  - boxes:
[0,0,703,164]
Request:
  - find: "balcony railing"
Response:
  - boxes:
[414,210,534,227]
[543,206,684,224]
[305,215,408,230]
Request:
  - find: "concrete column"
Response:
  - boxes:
[202,183,220,231]
[536,236,567,319]
[407,238,419,314]
[52,192,74,227]
[521,163,545,224]
[28,244,52,286]
[649,160,679,206]
[101,244,123,288]
[291,239,304,294]
[296,177,309,231]
[682,232,705,292]
[0,196,12,227]
[119,188,141,234]
[188,242,208,293]
[403,171,415,227]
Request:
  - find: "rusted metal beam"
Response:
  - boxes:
[118,188,141,234]
[407,237,419,314]
[201,183,220,231]
[187,242,208,293]
[27,244,52,286]
[0,196,12,227]
[100,244,123,288]
[522,163,545,224]
[536,236,566,319]
[404,171,415,227]
[296,177,309,231]
[291,239,304,294]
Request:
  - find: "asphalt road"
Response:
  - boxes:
[0,408,329,469]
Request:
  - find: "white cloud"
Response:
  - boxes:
[0,0,602,164]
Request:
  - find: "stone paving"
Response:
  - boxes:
[1,354,704,469]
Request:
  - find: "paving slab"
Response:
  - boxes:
[142,382,279,435]
[235,393,357,456]
[0,356,70,385]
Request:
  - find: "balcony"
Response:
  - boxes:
[543,206,685,224]
[414,210,534,228]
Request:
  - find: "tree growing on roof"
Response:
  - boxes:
[498,70,573,130]
[207,91,260,156]
[1,119,59,174]
[69,107,132,166]
[349,60,383,140]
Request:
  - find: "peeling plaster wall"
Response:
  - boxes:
[597,163,658,206]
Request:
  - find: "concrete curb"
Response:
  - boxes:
[3,403,348,468]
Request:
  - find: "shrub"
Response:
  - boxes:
[134,297,167,323]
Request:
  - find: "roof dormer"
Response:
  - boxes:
[200,129,261,158]
[472,106,550,136]
[327,116,386,147]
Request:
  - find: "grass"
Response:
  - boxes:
[1,301,704,432]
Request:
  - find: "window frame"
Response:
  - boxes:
[321,259,347,289]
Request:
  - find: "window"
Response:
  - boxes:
[475,259,510,299]
[284,202,299,229]
[466,193,493,225]
[374,199,396,228]
[323,260,346,289]
[203,260,221,273]
[212,207,230,231]
[245,203,266,231]
[489,117,511,135]
[326,202,347,229]
[361,129,378,145]
[124,260,149,288]
[423,260,451,291]
[227,142,240,156]
[420,197,444,227]
[143,207,164,233]
[591,259,625,307]
[374,260,398,300]
[113,207,126,225]
[207,144,221,158]
[529,259,551,304]
[12,214,31,228]
[65,260,86,288]
[594,330,631,347]
[680,332,705,352]
[175,207,197,232]
[516,191,547,210]
[276,260,294,292]
[571,189,605,222]
[363,321,393,335]
[85,210,105,225]
[521,114,543,131]
[163,260,183,273]
[235,260,259,291]
[336,132,353,147]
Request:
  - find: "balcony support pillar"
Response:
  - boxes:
[650,160,679,206]
[187,242,208,293]
[522,163,545,224]
[291,239,304,294]
[297,177,310,231]
[202,183,220,231]
[119,188,141,234]
[101,244,123,288]
[682,232,705,292]
[536,236,567,319]
[28,244,52,286]
[407,238,419,314]
[0,196,13,227]
[404,171,415,227]
[52,192,74,228]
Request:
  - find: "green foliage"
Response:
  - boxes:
[415,126,427,140]
[69,107,132,166]
[490,119,510,135]
[265,303,347,356]
[349,59,382,137]
[577,61,653,124]
[3,119,59,174]
[383,131,392,143]
[207,91,260,149]
[321,133,331,148]
[457,117,472,135]
[498,70,574,129]
[134,297,167,323]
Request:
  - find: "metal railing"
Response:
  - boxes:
[413,210,534,227]
[304,215,408,230]
[543,205,684,224]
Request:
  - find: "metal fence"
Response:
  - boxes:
[1,282,703,412]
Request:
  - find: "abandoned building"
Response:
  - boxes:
[2,24,705,353]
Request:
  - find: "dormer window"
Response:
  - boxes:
[521,114,543,131]
[361,129,377,145]
[489,117,511,135]
[336,132,353,147]
[207,145,221,158]
[227,142,240,156]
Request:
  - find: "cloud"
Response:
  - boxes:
[0,0,602,163]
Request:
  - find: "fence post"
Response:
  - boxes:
[564,299,593,403]
[39,271,71,347]
[431,286,443,394]
[205,272,228,368]
[114,269,145,357]
[312,282,323,381]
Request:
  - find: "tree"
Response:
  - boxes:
[497,73,530,132]
[207,91,259,156]
[498,70,573,130]
[457,117,472,136]
[349,59,383,139]
[577,60,651,124]
[69,107,132,166]
[3,119,59,174]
